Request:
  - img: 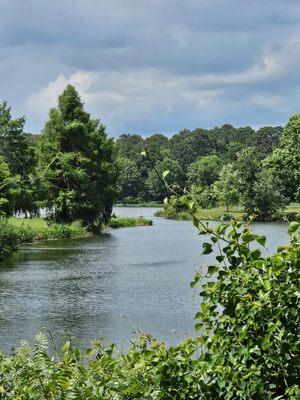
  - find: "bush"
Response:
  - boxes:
[0,219,18,261]
[15,223,35,244]
[47,223,73,239]
[108,217,153,229]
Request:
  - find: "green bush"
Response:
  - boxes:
[15,223,35,244]
[108,217,153,229]
[0,219,18,261]
[47,223,73,239]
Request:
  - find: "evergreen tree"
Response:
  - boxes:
[37,85,118,230]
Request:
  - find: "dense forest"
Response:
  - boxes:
[116,114,299,221]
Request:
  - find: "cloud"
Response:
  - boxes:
[26,71,97,115]
[1,0,300,135]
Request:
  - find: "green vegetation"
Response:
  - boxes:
[115,201,163,207]
[0,217,88,261]
[155,203,300,222]
[9,217,86,240]
[37,85,118,230]
[0,217,298,398]
[108,217,153,228]
[116,117,299,221]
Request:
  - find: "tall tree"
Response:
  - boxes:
[0,156,14,217]
[37,85,118,229]
[0,101,37,216]
[265,115,300,201]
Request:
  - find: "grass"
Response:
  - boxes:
[108,217,153,228]
[9,216,153,238]
[154,207,242,221]
[155,203,300,221]
[115,201,163,208]
[9,217,87,240]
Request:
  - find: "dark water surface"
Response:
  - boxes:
[0,208,289,351]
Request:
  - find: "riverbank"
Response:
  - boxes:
[115,201,163,207]
[0,216,153,262]
[155,203,300,221]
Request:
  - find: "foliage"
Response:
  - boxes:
[0,214,299,398]
[37,85,118,230]
[116,124,282,203]
[0,156,14,217]
[236,148,287,219]
[265,114,300,201]
[108,217,153,228]
[0,218,18,261]
[0,101,38,216]
[146,158,183,201]
[116,156,143,200]
[187,155,224,188]
[213,164,240,212]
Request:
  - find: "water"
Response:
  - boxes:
[0,208,289,352]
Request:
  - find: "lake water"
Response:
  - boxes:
[0,208,290,352]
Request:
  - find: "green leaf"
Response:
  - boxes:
[202,242,213,255]
[162,170,169,178]
[288,221,300,235]
[61,340,70,353]
[256,235,266,246]
[141,151,147,157]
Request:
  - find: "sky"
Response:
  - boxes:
[1,0,300,137]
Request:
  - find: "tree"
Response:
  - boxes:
[37,85,118,229]
[254,126,282,159]
[116,157,143,201]
[0,101,37,216]
[213,164,239,212]
[251,168,288,220]
[187,155,223,188]
[0,156,14,217]
[237,147,287,219]
[146,158,183,201]
[265,114,300,201]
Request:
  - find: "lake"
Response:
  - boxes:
[0,207,290,352]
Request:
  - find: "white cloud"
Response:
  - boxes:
[26,71,97,115]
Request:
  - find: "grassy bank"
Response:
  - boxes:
[115,201,163,207]
[0,216,152,262]
[9,217,87,241]
[108,217,153,228]
[155,203,300,221]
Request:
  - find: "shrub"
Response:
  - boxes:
[47,223,73,239]
[15,223,35,244]
[109,217,153,228]
[0,219,18,261]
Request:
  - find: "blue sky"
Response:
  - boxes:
[1,0,300,137]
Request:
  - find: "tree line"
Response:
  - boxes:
[116,120,299,220]
[0,85,299,226]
